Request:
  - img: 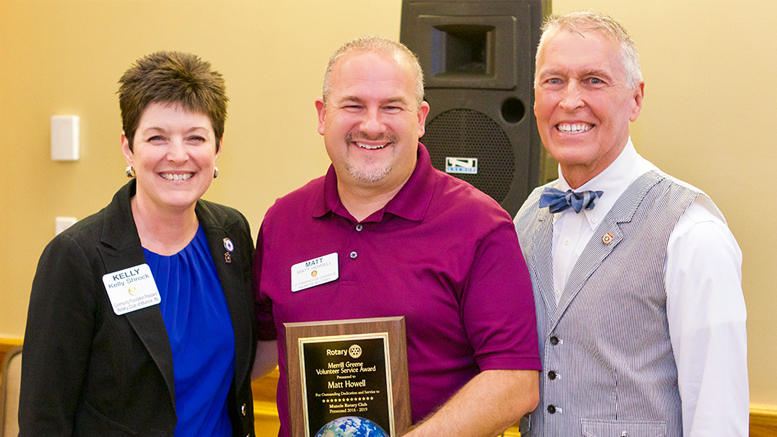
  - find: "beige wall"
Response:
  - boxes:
[1,0,773,406]
[0,0,401,335]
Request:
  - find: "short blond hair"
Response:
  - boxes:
[322,35,425,108]
[535,11,643,88]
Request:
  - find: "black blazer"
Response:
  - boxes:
[19,180,256,436]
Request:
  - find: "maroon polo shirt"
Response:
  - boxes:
[255,144,540,436]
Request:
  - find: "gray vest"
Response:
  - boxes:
[514,171,698,437]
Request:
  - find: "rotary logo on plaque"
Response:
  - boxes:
[288,317,409,437]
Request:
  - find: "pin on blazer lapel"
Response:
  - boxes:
[197,203,254,395]
[549,171,665,331]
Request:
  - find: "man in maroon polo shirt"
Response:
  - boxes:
[252,35,540,437]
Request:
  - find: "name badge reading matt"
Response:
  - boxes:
[102,264,161,315]
[291,252,339,292]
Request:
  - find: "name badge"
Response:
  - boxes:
[291,252,339,292]
[102,264,161,315]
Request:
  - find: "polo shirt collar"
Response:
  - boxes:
[383,143,434,222]
[311,165,341,219]
[312,142,435,223]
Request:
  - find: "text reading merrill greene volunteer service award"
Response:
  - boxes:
[285,317,410,437]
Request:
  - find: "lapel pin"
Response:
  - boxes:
[223,238,234,252]
[224,252,232,263]
[602,232,614,245]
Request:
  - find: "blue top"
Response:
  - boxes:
[144,226,235,437]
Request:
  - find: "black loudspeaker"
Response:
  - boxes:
[400,0,553,217]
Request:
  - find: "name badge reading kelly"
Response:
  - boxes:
[102,264,161,315]
[291,252,339,292]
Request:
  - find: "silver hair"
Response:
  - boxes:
[535,11,643,88]
[322,35,425,108]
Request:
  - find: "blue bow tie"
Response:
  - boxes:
[539,187,604,214]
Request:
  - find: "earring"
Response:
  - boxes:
[126,166,136,178]
[213,167,219,179]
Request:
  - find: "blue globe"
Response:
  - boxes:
[314,416,389,437]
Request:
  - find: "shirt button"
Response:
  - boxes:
[355,224,363,232]
[564,238,570,245]
[550,336,559,345]
[350,251,357,259]
[592,217,598,223]
[554,289,561,298]
[547,405,557,414]
[548,371,557,380]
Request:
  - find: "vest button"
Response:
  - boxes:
[550,336,559,345]
[548,371,557,380]
[241,403,246,416]
[547,405,557,414]
[350,251,358,259]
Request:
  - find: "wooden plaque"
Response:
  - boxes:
[285,317,410,437]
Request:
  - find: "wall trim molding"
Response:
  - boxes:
[0,337,23,364]
[750,403,777,437]
[1,339,772,437]
[254,400,279,421]
[0,338,23,352]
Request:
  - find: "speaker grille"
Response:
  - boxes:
[423,109,515,203]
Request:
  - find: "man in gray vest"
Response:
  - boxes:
[514,11,748,436]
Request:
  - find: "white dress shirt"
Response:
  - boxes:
[550,138,749,436]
